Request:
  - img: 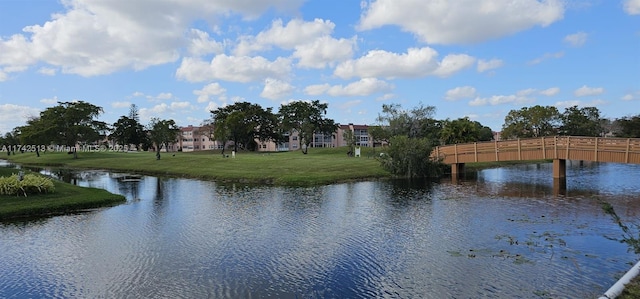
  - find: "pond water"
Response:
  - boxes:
[1,161,639,298]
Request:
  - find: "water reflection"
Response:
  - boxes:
[0,161,639,298]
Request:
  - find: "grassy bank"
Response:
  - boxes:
[0,167,126,220]
[3,147,391,186]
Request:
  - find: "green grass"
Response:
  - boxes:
[619,275,640,299]
[3,147,391,186]
[0,167,125,220]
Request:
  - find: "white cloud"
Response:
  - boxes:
[337,100,363,110]
[139,101,194,122]
[334,47,474,79]
[261,78,294,100]
[563,32,587,47]
[622,91,640,101]
[469,93,535,107]
[0,0,305,77]
[376,93,395,102]
[293,36,356,69]
[357,0,564,45]
[554,99,607,109]
[40,96,59,105]
[540,87,560,96]
[305,78,393,97]
[528,51,564,65]
[111,101,132,108]
[194,82,227,103]
[234,18,335,55]
[574,85,604,97]
[517,88,537,97]
[0,104,42,133]
[477,59,504,72]
[38,67,57,76]
[176,55,292,83]
[445,86,477,101]
[624,0,640,14]
[187,29,224,57]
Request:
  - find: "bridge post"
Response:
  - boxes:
[451,163,465,176]
[552,159,566,179]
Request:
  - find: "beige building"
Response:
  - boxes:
[172,123,380,152]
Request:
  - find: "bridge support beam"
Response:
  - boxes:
[552,159,566,179]
[451,163,465,177]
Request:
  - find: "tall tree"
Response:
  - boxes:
[559,106,603,136]
[375,103,441,143]
[614,114,640,138]
[19,101,106,158]
[111,115,148,150]
[501,105,561,139]
[148,118,179,160]
[278,100,338,154]
[210,102,280,152]
[440,117,494,144]
[374,103,442,178]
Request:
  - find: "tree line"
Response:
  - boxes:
[1,100,639,176]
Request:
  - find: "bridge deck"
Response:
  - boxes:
[433,136,640,165]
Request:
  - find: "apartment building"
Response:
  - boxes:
[172,123,379,152]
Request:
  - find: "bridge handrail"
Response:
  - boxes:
[432,136,640,165]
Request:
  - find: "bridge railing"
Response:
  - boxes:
[432,136,640,165]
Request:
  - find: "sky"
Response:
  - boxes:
[0,0,639,135]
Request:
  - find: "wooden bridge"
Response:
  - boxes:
[432,136,640,179]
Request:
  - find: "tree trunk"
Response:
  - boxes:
[156,146,161,160]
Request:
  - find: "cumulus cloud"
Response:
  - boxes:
[574,85,604,97]
[358,0,564,45]
[234,18,335,55]
[261,78,294,100]
[477,59,504,72]
[554,99,607,109]
[621,91,640,101]
[445,86,477,101]
[193,83,227,103]
[40,96,59,105]
[624,0,640,14]
[334,47,474,79]
[563,32,588,47]
[540,87,560,96]
[528,51,564,65]
[0,0,305,77]
[293,36,356,69]
[111,101,132,108]
[176,55,292,83]
[304,78,393,97]
[469,88,537,107]
[187,29,224,57]
[139,101,194,122]
[0,104,42,133]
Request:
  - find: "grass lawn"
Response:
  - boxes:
[0,167,125,221]
[3,146,391,186]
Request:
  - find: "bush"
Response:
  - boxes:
[0,174,55,196]
[378,135,443,178]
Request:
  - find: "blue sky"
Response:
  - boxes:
[0,0,639,135]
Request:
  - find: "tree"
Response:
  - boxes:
[278,100,338,154]
[440,117,494,145]
[378,135,442,178]
[19,101,107,158]
[559,106,603,136]
[111,116,148,150]
[614,114,640,138]
[210,102,280,153]
[343,129,357,157]
[375,103,441,143]
[1,129,20,156]
[501,105,561,139]
[374,103,442,178]
[148,118,179,160]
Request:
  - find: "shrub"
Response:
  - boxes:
[0,174,55,196]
